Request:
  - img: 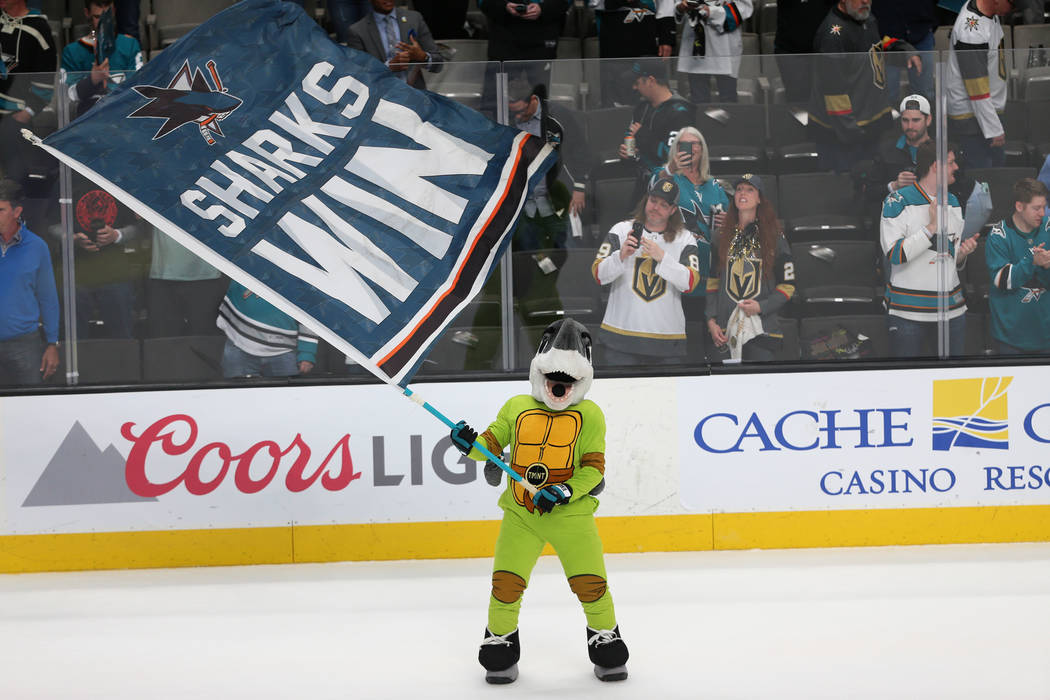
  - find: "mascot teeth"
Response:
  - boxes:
[530,319,593,412]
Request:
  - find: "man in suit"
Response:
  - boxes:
[346,0,443,90]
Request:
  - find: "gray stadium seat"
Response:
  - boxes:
[146,0,238,52]
[778,173,865,242]
[790,240,883,315]
[968,167,1039,222]
[416,326,503,374]
[593,177,638,238]
[74,338,142,385]
[695,103,768,175]
[142,335,224,383]
[768,104,819,174]
[440,39,488,63]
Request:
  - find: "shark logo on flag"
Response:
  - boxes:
[129,59,242,144]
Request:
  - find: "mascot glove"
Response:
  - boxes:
[534,483,573,514]
[450,421,478,456]
[483,461,503,487]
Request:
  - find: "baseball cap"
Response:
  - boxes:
[649,177,679,206]
[732,173,764,196]
[621,59,670,89]
[899,94,931,116]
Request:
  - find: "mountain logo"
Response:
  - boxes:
[128,59,242,145]
[932,377,1011,452]
[22,422,157,507]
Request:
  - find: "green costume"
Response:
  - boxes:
[469,395,616,635]
[456,317,628,684]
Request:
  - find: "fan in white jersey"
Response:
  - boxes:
[946,0,1013,168]
[591,177,702,365]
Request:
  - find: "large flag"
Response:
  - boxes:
[34,0,556,386]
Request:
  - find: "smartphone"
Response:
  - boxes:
[678,141,696,168]
[514,3,528,12]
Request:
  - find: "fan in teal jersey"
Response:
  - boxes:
[986,177,1050,355]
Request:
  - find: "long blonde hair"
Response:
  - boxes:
[665,126,712,183]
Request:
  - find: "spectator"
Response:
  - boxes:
[773,0,835,103]
[413,0,468,41]
[706,174,795,362]
[465,77,586,368]
[68,180,145,339]
[1015,0,1044,24]
[0,178,59,386]
[592,177,702,365]
[877,94,933,197]
[810,0,920,173]
[871,94,993,237]
[650,126,726,331]
[872,0,936,100]
[147,226,227,338]
[216,280,318,379]
[60,0,143,119]
[346,0,443,90]
[651,125,726,249]
[674,0,754,104]
[618,60,694,199]
[114,0,139,42]
[590,0,676,105]
[0,0,58,183]
[986,178,1050,355]
[478,1,568,120]
[880,141,978,357]
[483,1,567,63]
[507,77,592,245]
[946,0,1013,169]
[286,0,372,44]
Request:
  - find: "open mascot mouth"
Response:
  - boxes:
[544,371,577,403]
[529,319,593,411]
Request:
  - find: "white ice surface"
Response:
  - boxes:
[2,543,1049,699]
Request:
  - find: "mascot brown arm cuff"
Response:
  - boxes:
[580,452,606,476]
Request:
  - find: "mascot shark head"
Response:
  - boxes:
[529,319,594,411]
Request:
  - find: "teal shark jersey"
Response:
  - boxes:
[986,216,1050,352]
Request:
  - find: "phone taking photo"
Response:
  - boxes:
[678,141,696,169]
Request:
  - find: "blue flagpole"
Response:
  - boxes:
[402,388,538,496]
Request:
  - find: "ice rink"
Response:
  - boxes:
[2,542,1049,699]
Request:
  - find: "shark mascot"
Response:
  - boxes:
[450,318,629,684]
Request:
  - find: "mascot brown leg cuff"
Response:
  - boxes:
[492,570,528,604]
[568,574,607,603]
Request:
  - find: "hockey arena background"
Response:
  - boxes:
[4,6,1050,575]
[3,364,1050,574]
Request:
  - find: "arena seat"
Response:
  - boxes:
[779,172,865,242]
[768,104,820,174]
[593,177,638,237]
[416,326,503,374]
[74,338,142,385]
[968,167,1039,222]
[141,335,224,383]
[790,240,883,316]
[695,103,768,175]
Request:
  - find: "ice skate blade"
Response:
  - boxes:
[594,664,628,682]
[485,664,518,685]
